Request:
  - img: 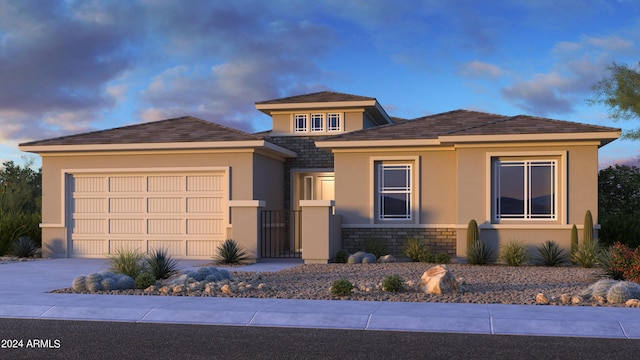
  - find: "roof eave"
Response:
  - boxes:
[19,140,298,158]
[438,131,622,146]
[315,139,440,148]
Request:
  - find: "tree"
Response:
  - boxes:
[598,164,640,248]
[0,159,42,214]
[588,62,640,140]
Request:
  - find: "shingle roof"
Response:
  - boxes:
[317,110,620,141]
[20,116,260,146]
[255,91,376,105]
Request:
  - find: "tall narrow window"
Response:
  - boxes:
[377,164,412,220]
[494,160,556,220]
[294,114,307,132]
[327,113,341,132]
[310,113,324,132]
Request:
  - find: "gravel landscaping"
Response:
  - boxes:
[51,262,621,306]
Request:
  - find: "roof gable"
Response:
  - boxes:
[255,91,375,105]
[20,116,260,147]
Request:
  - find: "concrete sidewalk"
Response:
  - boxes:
[1,258,639,339]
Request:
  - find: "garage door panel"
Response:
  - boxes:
[148,197,183,213]
[109,198,145,213]
[108,240,146,254]
[71,171,227,258]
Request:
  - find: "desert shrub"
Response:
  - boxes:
[146,248,179,280]
[404,237,430,262]
[135,271,157,289]
[0,213,41,256]
[364,238,388,258]
[582,278,617,298]
[11,236,38,258]
[571,238,602,268]
[108,247,147,279]
[606,281,640,304]
[335,249,349,263]
[500,241,529,266]
[604,242,640,283]
[434,253,450,264]
[215,239,248,264]
[115,274,135,290]
[72,275,87,292]
[467,240,494,265]
[597,247,625,280]
[331,279,353,297]
[347,251,376,264]
[599,213,640,249]
[381,275,404,292]
[533,240,568,266]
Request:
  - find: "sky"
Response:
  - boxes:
[1,0,640,169]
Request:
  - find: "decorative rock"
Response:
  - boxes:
[626,299,640,307]
[571,295,583,305]
[560,293,571,304]
[592,295,606,304]
[419,265,459,295]
[159,286,171,294]
[221,284,233,294]
[257,283,268,290]
[377,254,396,263]
[144,285,157,293]
[535,293,550,305]
[172,285,185,294]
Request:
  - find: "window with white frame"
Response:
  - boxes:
[377,163,412,220]
[294,114,307,132]
[327,113,341,132]
[310,113,324,132]
[493,159,557,221]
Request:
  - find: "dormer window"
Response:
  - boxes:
[327,113,341,132]
[311,113,324,132]
[294,114,308,132]
[293,113,343,133]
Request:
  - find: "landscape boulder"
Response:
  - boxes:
[419,264,459,295]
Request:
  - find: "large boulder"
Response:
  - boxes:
[419,264,459,295]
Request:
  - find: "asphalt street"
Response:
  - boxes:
[1,318,639,360]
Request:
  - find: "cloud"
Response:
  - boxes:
[459,61,504,79]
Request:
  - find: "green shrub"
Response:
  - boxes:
[533,240,568,266]
[500,240,529,266]
[381,275,404,292]
[434,253,450,264]
[571,238,602,268]
[135,271,157,289]
[331,279,353,297]
[597,247,625,280]
[404,236,429,262]
[604,242,640,283]
[11,236,38,258]
[335,249,349,264]
[364,238,388,258]
[146,248,179,280]
[0,213,41,256]
[108,247,147,279]
[215,239,248,264]
[467,240,494,265]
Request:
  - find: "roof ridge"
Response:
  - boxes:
[255,90,376,104]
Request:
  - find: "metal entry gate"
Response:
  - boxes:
[260,210,301,258]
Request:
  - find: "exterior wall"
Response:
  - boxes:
[341,227,457,258]
[252,153,284,211]
[38,150,263,258]
[270,109,367,135]
[454,142,601,259]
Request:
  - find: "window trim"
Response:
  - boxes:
[310,113,324,132]
[370,156,420,224]
[294,114,308,133]
[486,151,566,224]
[327,113,342,132]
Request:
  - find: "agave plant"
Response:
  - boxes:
[215,239,248,264]
[534,240,568,266]
[11,236,38,258]
[146,247,179,280]
[467,240,494,265]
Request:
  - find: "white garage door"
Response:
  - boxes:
[69,171,227,258]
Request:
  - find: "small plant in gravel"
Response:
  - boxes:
[583,278,618,298]
[215,239,248,264]
[434,253,450,264]
[347,251,376,264]
[404,236,430,262]
[146,247,179,280]
[11,236,38,258]
[364,238,388,258]
[109,247,147,279]
[602,242,640,283]
[533,240,568,266]
[571,238,602,268]
[135,271,157,289]
[570,224,579,261]
[335,249,349,263]
[467,240,494,265]
[381,275,404,292]
[500,240,529,266]
[606,281,640,304]
[331,279,353,297]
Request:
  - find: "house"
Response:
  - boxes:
[19,91,621,263]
